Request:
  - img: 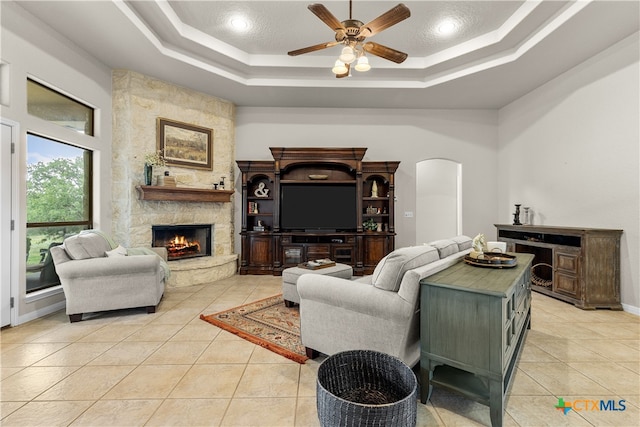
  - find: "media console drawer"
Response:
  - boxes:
[420,253,534,427]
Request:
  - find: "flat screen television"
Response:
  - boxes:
[280,184,357,231]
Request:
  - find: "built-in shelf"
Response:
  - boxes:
[136,185,234,203]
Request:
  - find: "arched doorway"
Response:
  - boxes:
[416,158,461,243]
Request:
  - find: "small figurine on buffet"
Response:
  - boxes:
[470,233,487,259]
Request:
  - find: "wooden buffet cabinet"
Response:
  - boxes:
[420,253,534,427]
[237,148,399,276]
[495,224,622,310]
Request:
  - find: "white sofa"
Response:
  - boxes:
[297,235,472,367]
[50,230,169,322]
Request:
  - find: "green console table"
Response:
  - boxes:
[419,253,534,427]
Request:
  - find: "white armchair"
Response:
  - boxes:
[50,230,169,322]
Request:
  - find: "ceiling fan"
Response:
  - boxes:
[287,1,411,78]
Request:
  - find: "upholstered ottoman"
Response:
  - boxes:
[282,263,353,307]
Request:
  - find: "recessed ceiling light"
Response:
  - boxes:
[230,17,249,31]
[437,19,458,35]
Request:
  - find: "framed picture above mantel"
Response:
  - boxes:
[157,118,213,170]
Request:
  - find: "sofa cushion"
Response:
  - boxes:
[64,233,112,260]
[372,245,439,292]
[451,235,473,251]
[428,239,459,259]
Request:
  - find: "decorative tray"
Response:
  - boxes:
[464,253,517,268]
[298,259,336,270]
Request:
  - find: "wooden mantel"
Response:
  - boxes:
[135,186,234,203]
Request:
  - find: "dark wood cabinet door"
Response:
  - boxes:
[362,234,389,272]
[248,235,273,267]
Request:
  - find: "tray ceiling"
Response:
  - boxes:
[11,0,640,109]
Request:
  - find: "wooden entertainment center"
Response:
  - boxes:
[237,148,399,276]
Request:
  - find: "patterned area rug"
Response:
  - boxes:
[200,294,308,364]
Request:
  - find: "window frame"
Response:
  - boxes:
[26,77,95,136]
[25,132,94,294]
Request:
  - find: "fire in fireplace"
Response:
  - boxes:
[152,224,212,261]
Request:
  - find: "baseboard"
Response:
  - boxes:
[16,300,66,326]
[621,303,640,316]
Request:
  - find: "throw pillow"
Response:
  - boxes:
[451,235,472,251]
[105,245,128,257]
[64,232,112,260]
[372,245,439,292]
[428,239,459,258]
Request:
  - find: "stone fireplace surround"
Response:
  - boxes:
[130,197,237,288]
[111,70,238,287]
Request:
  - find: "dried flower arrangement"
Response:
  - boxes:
[144,150,166,167]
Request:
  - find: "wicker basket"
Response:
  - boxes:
[531,263,553,287]
[316,350,417,427]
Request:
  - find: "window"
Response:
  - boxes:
[26,133,93,293]
[27,78,94,135]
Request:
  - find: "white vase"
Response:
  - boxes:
[153,167,167,185]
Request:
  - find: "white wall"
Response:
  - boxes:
[235,108,499,251]
[498,33,640,312]
[1,2,113,323]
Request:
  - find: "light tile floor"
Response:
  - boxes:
[1,275,638,426]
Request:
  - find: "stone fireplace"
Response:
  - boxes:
[111,70,238,287]
[152,224,212,261]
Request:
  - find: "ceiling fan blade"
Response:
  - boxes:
[359,3,411,38]
[308,4,346,32]
[288,41,339,56]
[336,63,350,78]
[363,41,408,64]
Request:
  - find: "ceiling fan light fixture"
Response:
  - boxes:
[354,55,370,72]
[332,59,348,74]
[339,46,356,63]
[288,1,410,77]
